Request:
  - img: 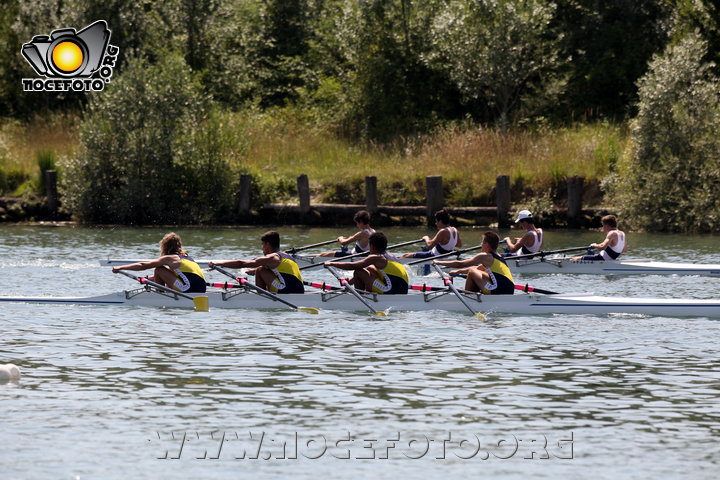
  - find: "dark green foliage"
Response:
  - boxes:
[61,53,237,224]
[614,33,720,232]
[553,0,673,120]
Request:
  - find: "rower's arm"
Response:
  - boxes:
[338,230,362,246]
[326,255,382,270]
[591,232,613,250]
[112,255,178,272]
[424,230,448,248]
[435,252,486,269]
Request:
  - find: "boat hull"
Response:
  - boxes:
[506,258,720,276]
[2,289,720,317]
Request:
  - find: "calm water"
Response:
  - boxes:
[1,225,719,479]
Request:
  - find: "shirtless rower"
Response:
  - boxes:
[503,209,543,256]
[571,215,628,261]
[400,209,462,258]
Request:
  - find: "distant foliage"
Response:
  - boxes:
[61,54,238,224]
[614,33,720,232]
[428,0,566,131]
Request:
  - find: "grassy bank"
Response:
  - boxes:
[1,111,626,208]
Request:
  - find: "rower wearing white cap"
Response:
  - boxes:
[503,210,543,256]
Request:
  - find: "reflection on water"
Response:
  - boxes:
[1,225,719,479]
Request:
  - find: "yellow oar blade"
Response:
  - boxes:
[298,306,320,314]
[474,312,487,321]
[374,311,389,317]
[193,296,210,312]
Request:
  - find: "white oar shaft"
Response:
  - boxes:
[432,263,481,317]
[325,265,383,316]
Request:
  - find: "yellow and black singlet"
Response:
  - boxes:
[371,252,409,295]
[171,255,206,293]
[268,251,305,294]
[481,252,514,295]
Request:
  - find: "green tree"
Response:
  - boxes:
[428,0,566,131]
[62,53,237,224]
[614,33,720,232]
[553,0,673,120]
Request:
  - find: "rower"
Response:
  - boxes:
[209,231,304,293]
[325,232,409,294]
[111,232,206,293]
[400,209,462,258]
[503,209,543,256]
[315,210,376,258]
[433,231,514,294]
[571,215,628,261]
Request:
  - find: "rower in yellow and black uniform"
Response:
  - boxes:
[209,231,304,294]
[112,232,207,293]
[433,231,514,294]
[325,232,409,294]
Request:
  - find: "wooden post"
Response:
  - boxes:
[365,176,378,214]
[238,174,251,215]
[45,169,58,217]
[426,175,443,225]
[297,174,311,214]
[496,174,511,227]
[567,176,584,226]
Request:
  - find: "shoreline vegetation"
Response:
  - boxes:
[2,2,719,231]
[0,112,622,225]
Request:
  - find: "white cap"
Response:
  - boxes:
[515,210,532,223]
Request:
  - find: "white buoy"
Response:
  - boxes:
[0,363,21,381]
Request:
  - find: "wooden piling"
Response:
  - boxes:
[297,174,311,214]
[496,175,511,227]
[567,176,584,226]
[426,175,443,225]
[45,169,58,217]
[238,174,252,215]
[365,176,378,214]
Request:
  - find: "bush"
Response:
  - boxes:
[62,53,238,224]
[613,33,720,232]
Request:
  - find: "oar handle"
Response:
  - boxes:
[406,244,484,265]
[508,246,593,261]
[515,283,559,295]
[300,238,426,270]
[288,238,338,254]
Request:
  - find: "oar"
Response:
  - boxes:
[300,238,425,270]
[324,265,388,317]
[209,264,319,314]
[407,244,485,266]
[114,269,209,312]
[432,263,485,319]
[508,246,592,261]
[449,273,559,296]
[287,239,338,254]
[515,283,559,295]
[304,280,342,291]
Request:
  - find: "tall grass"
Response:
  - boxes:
[235,111,626,205]
[1,110,625,206]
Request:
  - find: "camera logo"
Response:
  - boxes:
[21,20,119,92]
